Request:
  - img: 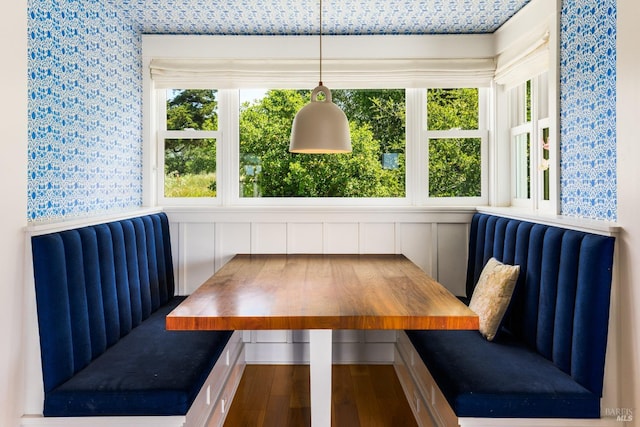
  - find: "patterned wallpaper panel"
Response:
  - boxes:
[559,0,617,221]
[27,0,617,221]
[28,1,143,220]
[134,0,530,35]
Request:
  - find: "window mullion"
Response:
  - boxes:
[156,89,168,205]
[161,130,219,139]
[219,89,238,206]
[530,76,540,208]
[405,88,425,204]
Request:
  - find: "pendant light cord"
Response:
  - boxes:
[319,0,323,86]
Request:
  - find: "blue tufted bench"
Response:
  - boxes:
[30,212,242,423]
[396,213,615,425]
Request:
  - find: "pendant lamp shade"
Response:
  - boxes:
[289,85,351,153]
[289,0,351,153]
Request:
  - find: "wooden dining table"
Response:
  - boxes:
[166,254,478,427]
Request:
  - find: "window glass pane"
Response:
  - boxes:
[239,89,406,198]
[166,89,218,131]
[427,88,479,130]
[164,138,216,197]
[514,132,530,199]
[541,127,550,201]
[526,80,532,123]
[428,138,481,197]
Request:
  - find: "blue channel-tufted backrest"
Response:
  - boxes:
[464,213,615,397]
[31,213,175,393]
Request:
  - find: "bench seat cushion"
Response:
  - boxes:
[405,330,600,418]
[44,297,233,417]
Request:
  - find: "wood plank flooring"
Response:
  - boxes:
[223,365,418,427]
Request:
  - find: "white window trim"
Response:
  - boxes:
[510,123,534,209]
[156,89,222,206]
[422,88,489,206]
[143,34,494,208]
[508,74,553,210]
[144,34,495,90]
[492,0,559,214]
[536,117,554,212]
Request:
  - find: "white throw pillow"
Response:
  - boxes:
[468,257,520,341]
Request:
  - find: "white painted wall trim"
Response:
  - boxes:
[457,418,619,427]
[25,207,163,237]
[143,33,495,64]
[20,416,187,427]
[245,342,396,364]
[165,207,475,296]
[476,206,620,236]
[245,329,397,364]
[164,205,476,223]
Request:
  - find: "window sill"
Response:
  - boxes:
[162,204,480,223]
[476,206,620,235]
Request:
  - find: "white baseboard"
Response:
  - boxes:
[20,415,186,427]
[244,342,395,364]
[458,418,621,427]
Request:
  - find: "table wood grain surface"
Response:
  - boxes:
[166,254,478,331]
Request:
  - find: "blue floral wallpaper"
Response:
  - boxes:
[560,0,617,221]
[134,0,530,35]
[28,1,143,220]
[27,0,617,221]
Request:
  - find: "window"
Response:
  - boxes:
[143,35,498,207]
[239,89,406,198]
[508,73,551,209]
[158,89,220,203]
[426,88,485,200]
[152,85,487,205]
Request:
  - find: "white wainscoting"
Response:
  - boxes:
[165,206,475,364]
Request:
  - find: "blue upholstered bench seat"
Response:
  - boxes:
[406,330,600,418]
[402,213,615,420]
[31,213,234,417]
[44,297,233,416]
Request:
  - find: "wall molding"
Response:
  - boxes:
[477,207,620,236]
[25,208,163,237]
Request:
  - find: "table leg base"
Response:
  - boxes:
[310,329,332,427]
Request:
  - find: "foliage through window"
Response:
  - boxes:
[239,89,405,198]
[156,87,486,204]
[162,89,219,199]
[426,88,483,198]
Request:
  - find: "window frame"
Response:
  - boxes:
[153,86,488,206]
[232,87,411,206]
[143,34,494,208]
[508,73,552,210]
[156,88,223,206]
[420,88,489,206]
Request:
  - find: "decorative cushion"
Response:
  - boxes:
[469,257,519,341]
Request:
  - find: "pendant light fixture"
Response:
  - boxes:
[289,0,351,153]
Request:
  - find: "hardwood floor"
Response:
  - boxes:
[223,365,418,427]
